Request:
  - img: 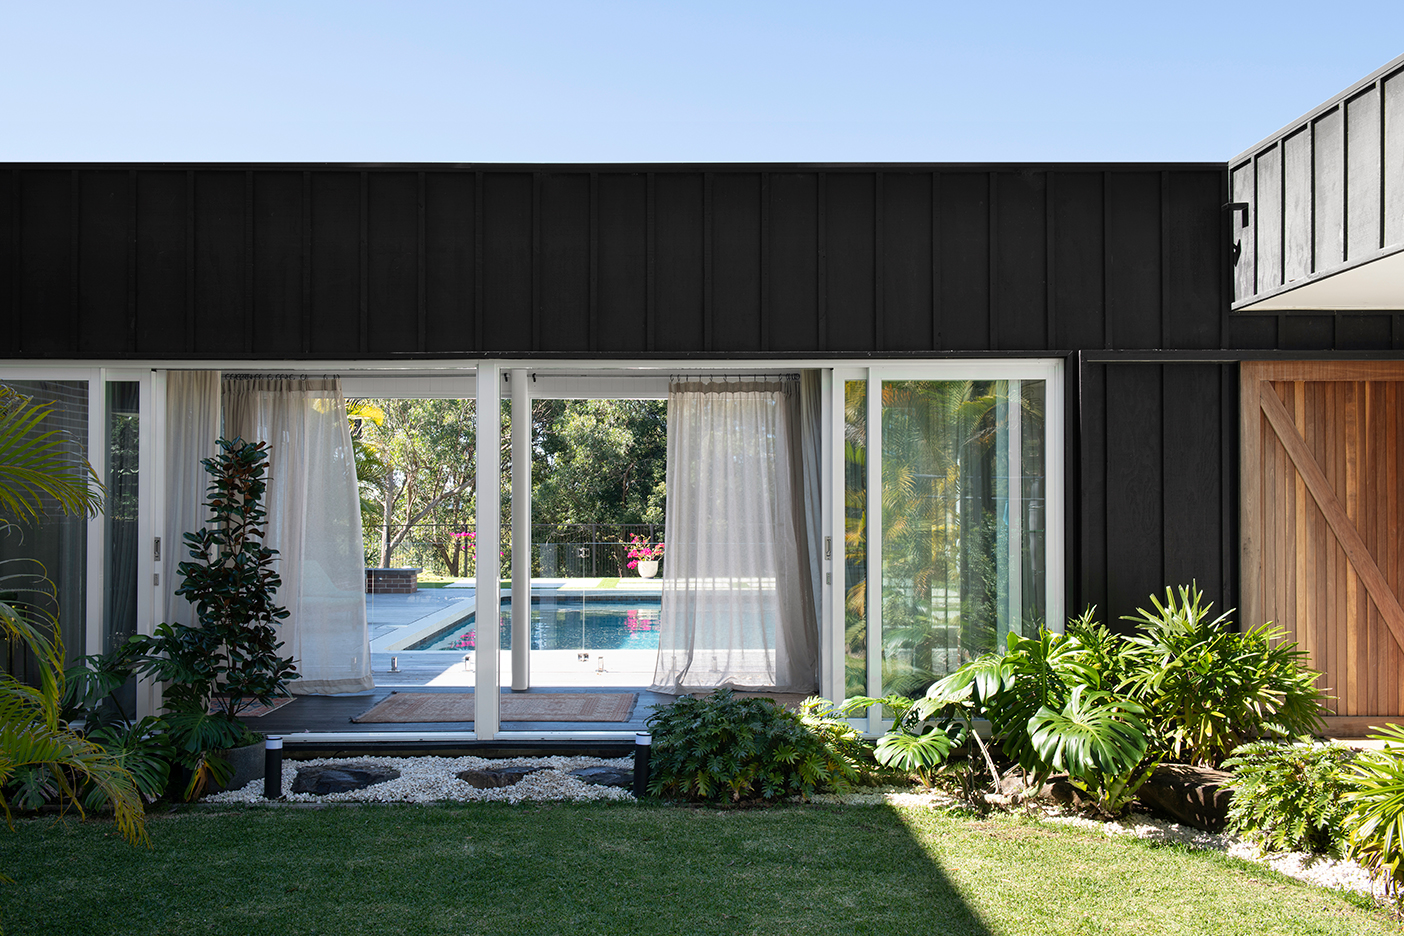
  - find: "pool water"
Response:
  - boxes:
[405,596,661,652]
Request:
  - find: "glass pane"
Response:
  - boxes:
[0,380,89,678]
[1020,380,1047,635]
[880,379,1046,698]
[104,382,140,715]
[843,380,867,700]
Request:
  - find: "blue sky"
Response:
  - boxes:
[3,1,1401,163]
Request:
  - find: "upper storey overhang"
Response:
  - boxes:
[1230,53,1404,313]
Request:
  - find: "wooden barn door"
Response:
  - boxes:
[1241,362,1404,724]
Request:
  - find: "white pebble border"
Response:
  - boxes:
[205,762,1387,903]
[202,754,636,806]
[817,785,1384,902]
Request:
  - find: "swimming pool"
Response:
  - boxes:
[404,596,661,652]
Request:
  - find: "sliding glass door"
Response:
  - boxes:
[0,369,157,715]
[832,363,1062,729]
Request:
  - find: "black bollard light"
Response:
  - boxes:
[633,731,652,798]
[264,735,283,800]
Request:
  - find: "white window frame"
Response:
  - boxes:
[0,357,1062,742]
[831,360,1065,736]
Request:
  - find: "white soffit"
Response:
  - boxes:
[1237,247,1404,312]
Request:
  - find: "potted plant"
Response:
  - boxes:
[626,535,664,579]
[132,437,299,799]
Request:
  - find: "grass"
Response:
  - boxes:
[1,803,1396,936]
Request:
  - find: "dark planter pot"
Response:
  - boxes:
[167,739,266,800]
[208,739,266,795]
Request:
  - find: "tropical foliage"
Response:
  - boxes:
[871,589,1327,816]
[914,615,1157,815]
[1343,725,1404,899]
[128,438,298,800]
[1118,585,1324,766]
[645,689,856,802]
[1225,741,1357,856]
[0,385,146,845]
[838,693,960,787]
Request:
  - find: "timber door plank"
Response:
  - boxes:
[1241,363,1264,629]
[1265,392,1280,629]
[1243,362,1404,717]
[1342,384,1353,712]
[1294,381,1308,649]
[1259,384,1404,665]
[1391,386,1401,714]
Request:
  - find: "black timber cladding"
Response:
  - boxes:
[3,162,1403,626]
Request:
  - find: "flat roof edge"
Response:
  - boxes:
[1230,52,1404,167]
[0,160,1228,173]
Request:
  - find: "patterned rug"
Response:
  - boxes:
[351,692,637,723]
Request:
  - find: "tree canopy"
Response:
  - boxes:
[352,397,667,574]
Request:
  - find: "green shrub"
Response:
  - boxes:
[645,689,856,802]
[797,697,885,783]
[838,694,960,788]
[1224,741,1356,855]
[1119,585,1324,767]
[1343,725,1404,898]
[918,623,1155,815]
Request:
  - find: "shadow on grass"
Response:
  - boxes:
[0,801,995,936]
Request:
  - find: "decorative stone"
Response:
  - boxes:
[456,766,543,789]
[291,764,401,795]
[569,766,634,788]
[1135,763,1234,832]
[1044,776,1098,811]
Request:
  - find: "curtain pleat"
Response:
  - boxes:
[651,377,818,694]
[223,377,372,695]
[164,371,221,629]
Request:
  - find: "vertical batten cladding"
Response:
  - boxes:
[598,173,651,355]
[1230,55,1404,310]
[711,172,762,352]
[538,172,590,352]
[4,160,1394,630]
[481,172,532,351]
[1387,71,1404,248]
[135,169,189,354]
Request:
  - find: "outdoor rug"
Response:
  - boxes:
[351,692,636,723]
[212,695,296,718]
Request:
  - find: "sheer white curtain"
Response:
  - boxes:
[164,371,221,628]
[651,376,819,694]
[224,377,372,695]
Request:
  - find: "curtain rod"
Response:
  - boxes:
[525,371,802,381]
[668,373,800,382]
[223,373,342,380]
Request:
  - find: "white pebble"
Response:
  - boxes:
[203,754,636,806]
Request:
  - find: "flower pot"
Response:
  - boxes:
[637,560,659,579]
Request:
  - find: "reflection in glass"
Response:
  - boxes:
[878,380,1046,699]
[843,381,867,699]
[0,380,89,681]
[104,382,140,715]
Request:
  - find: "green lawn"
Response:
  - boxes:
[1,803,1395,936]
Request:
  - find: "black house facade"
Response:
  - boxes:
[3,54,1403,739]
